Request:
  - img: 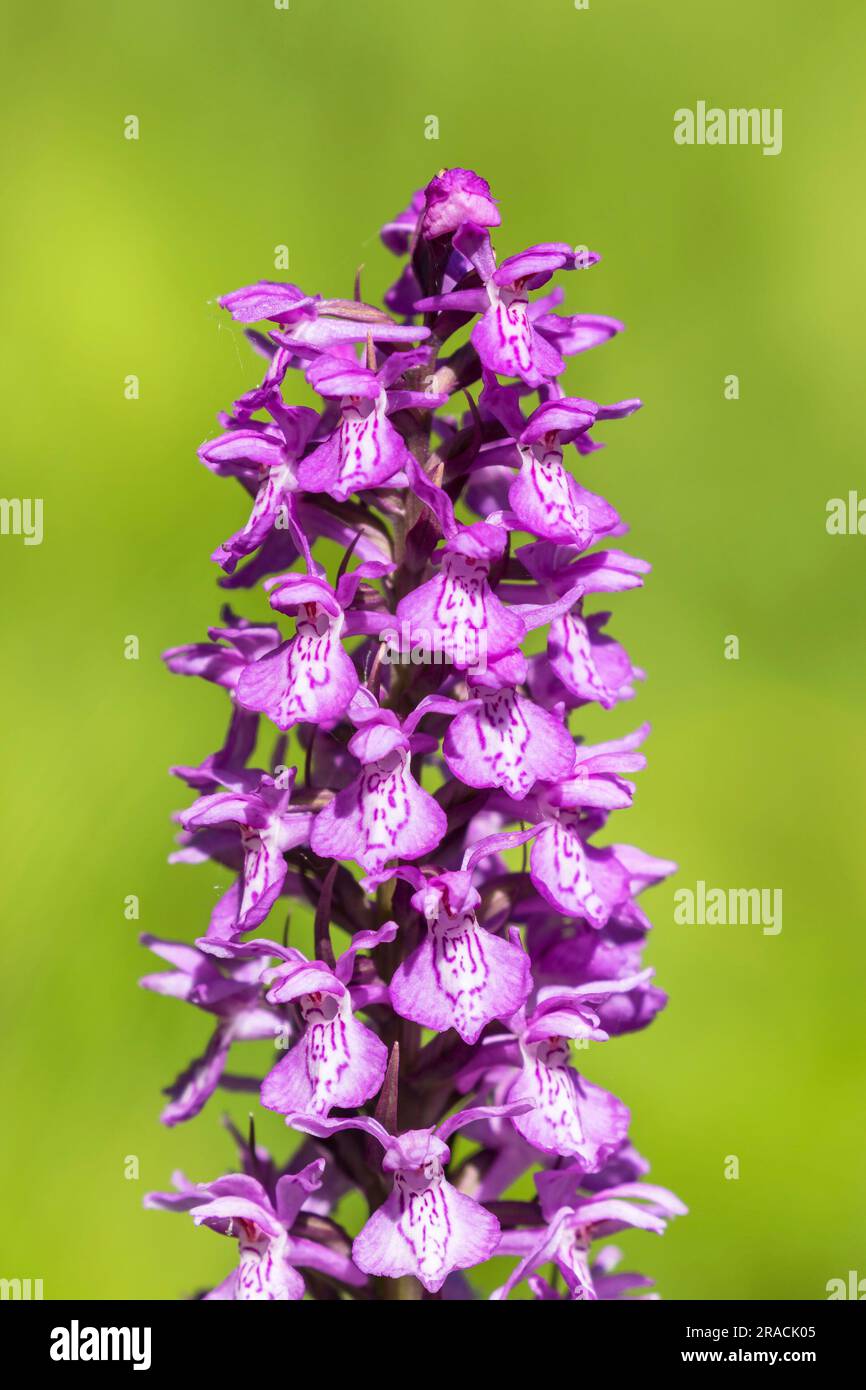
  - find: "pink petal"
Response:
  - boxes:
[298,404,408,501]
[509,455,620,548]
[390,918,531,1044]
[396,552,524,670]
[237,828,288,931]
[530,821,609,927]
[310,755,447,872]
[237,623,359,732]
[235,1241,305,1300]
[261,1003,387,1118]
[443,689,575,798]
[508,1046,630,1166]
[353,1179,500,1293]
[472,299,563,386]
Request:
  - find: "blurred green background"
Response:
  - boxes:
[1,0,864,1300]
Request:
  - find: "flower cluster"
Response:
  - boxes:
[144,168,684,1300]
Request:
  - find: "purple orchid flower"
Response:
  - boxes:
[502,728,651,926]
[310,694,447,872]
[205,408,318,574]
[234,561,393,732]
[218,278,428,348]
[527,817,632,928]
[547,606,644,709]
[146,1157,364,1299]
[417,225,600,387]
[139,934,283,1126]
[148,168,680,1300]
[493,1177,686,1301]
[393,518,588,674]
[373,863,533,1045]
[441,650,576,798]
[162,610,280,786]
[163,609,282,694]
[500,986,642,1164]
[507,396,641,546]
[287,1102,531,1293]
[256,922,397,1119]
[507,542,648,711]
[394,522,523,671]
[446,982,638,1170]
[177,766,312,942]
[420,167,501,240]
[295,353,446,502]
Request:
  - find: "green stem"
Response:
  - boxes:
[378,1274,423,1301]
